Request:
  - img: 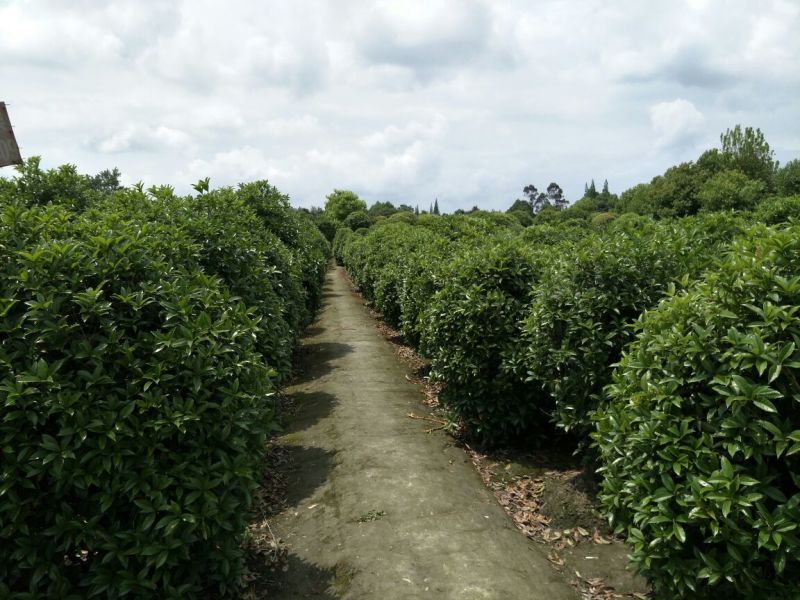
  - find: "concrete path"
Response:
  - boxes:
[268,267,576,600]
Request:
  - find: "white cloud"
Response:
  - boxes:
[649,99,705,148]
[745,1,800,78]
[361,116,446,150]
[356,0,496,74]
[180,146,288,186]
[95,125,192,154]
[260,116,321,137]
[0,3,123,67]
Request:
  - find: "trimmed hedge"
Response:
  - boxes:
[522,214,746,443]
[0,169,328,598]
[94,183,329,381]
[236,180,330,318]
[339,215,524,347]
[419,237,556,444]
[0,205,270,597]
[340,221,448,342]
[594,223,800,598]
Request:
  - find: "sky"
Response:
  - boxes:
[1,0,799,212]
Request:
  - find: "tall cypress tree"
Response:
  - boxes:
[587,180,598,199]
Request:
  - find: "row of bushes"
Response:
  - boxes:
[595,223,800,598]
[0,160,329,598]
[338,212,747,446]
[336,206,799,597]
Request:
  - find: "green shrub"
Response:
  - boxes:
[236,180,301,247]
[753,195,800,225]
[467,211,524,232]
[533,205,563,224]
[697,169,766,212]
[0,203,273,598]
[594,223,800,599]
[95,187,304,380]
[1,157,106,212]
[385,211,416,225]
[590,211,616,229]
[522,214,745,443]
[236,181,330,318]
[774,160,800,196]
[373,263,403,326]
[342,210,371,230]
[338,215,525,348]
[419,237,553,444]
[394,236,455,346]
[508,209,534,227]
[290,212,331,316]
[519,221,589,247]
[332,227,354,265]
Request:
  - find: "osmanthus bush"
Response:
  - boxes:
[0,156,111,212]
[392,237,454,346]
[521,214,746,444]
[236,180,330,317]
[332,225,355,266]
[0,170,328,598]
[340,220,452,344]
[518,220,591,247]
[343,222,442,328]
[338,214,526,348]
[338,222,406,303]
[389,238,459,345]
[594,223,800,599]
[0,202,273,597]
[94,183,329,381]
[392,216,528,347]
[419,237,559,444]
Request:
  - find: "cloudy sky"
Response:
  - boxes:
[2,0,798,211]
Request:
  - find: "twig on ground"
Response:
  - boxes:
[423,425,447,433]
[406,412,448,425]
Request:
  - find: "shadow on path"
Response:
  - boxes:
[283,445,337,507]
[266,555,342,600]
[282,391,338,435]
[303,325,325,338]
[291,342,353,384]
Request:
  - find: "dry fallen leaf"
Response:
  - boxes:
[547,552,565,568]
[593,529,612,545]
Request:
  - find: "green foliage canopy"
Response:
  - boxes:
[595,224,800,599]
[324,189,367,223]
